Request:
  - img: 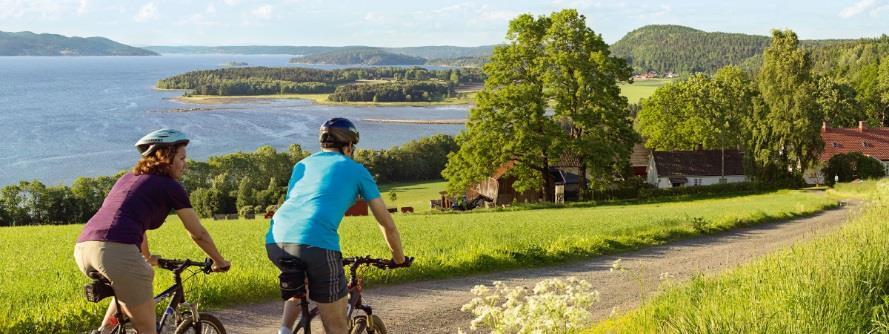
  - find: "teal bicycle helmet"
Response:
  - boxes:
[135,129,189,157]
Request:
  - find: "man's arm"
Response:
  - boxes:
[366,198,405,264]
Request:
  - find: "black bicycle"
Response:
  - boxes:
[280,256,413,334]
[83,258,227,334]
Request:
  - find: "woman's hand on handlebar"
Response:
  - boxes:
[145,254,160,267]
[211,258,231,272]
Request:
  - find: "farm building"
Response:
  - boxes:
[630,143,651,177]
[647,149,747,189]
[474,154,582,205]
[806,121,889,184]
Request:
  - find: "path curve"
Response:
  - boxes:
[216,201,858,333]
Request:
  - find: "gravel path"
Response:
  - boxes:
[215,201,857,333]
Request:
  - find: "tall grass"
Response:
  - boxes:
[0,190,833,332]
[590,180,889,333]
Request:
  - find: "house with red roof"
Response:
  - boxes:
[809,121,889,183]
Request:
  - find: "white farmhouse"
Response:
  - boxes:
[647,149,747,189]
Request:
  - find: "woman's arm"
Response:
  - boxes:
[175,208,230,271]
[367,198,406,264]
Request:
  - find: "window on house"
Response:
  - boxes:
[693,178,702,186]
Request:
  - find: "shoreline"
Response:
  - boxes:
[363,118,466,124]
[171,93,476,107]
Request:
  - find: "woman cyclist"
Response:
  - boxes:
[266,118,408,334]
[74,129,231,334]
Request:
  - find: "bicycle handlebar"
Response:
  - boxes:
[342,256,414,269]
[157,258,220,273]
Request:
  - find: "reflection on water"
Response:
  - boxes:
[0,55,468,185]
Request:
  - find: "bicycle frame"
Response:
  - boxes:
[292,260,376,334]
[107,260,204,333]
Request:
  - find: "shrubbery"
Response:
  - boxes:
[328,80,452,102]
[822,152,887,185]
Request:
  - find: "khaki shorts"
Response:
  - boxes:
[74,241,154,307]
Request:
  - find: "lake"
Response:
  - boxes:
[0,55,468,186]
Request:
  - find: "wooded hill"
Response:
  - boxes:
[609,25,885,75]
[291,47,427,65]
[0,31,157,56]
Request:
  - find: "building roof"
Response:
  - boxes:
[821,126,889,161]
[652,149,744,177]
[630,143,651,167]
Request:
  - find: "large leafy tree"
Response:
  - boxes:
[752,29,823,178]
[635,66,755,177]
[544,9,635,197]
[443,13,562,199]
[815,76,864,127]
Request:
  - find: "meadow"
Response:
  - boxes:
[0,188,834,332]
[589,181,889,333]
[619,79,672,104]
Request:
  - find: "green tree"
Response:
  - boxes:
[443,13,562,200]
[236,176,255,211]
[816,76,864,127]
[752,29,823,178]
[543,9,636,198]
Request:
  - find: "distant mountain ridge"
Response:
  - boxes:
[144,45,496,60]
[0,31,157,56]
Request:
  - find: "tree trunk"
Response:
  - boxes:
[578,160,588,201]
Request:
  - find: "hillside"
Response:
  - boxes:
[0,31,157,56]
[291,47,426,65]
[610,25,772,74]
[385,45,496,59]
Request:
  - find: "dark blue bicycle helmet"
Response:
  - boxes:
[319,118,359,145]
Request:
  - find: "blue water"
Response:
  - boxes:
[0,55,468,186]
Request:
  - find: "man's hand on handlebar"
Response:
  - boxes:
[211,258,231,272]
[389,256,414,268]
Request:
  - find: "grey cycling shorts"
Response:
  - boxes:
[266,243,348,303]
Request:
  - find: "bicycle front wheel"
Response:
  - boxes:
[350,315,387,334]
[174,314,226,334]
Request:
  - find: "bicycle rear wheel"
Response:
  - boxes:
[350,315,387,334]
[174,314,226,334]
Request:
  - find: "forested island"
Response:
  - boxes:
[291,47,427,65]
[0,31,157,56]
[157,66,485,103]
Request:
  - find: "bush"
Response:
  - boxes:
[823,152,887,185]
[237,205,254,217]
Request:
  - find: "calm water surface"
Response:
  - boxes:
[0,55,467,186]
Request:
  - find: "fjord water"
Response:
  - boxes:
[0,55,467,186]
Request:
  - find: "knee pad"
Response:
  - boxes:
[278,271,306,300]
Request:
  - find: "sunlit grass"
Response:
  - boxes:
[0,189,834,332]
[589,180,889,333]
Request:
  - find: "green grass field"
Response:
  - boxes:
[619,79,673,104]
[0,188,834,332]
[589,181,889,333]
[377,180,447,213]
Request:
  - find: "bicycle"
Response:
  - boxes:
[83,258,228,334]
[279,255,413,334]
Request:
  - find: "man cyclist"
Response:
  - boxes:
[266,118,408,334]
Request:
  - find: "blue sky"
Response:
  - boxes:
[0,0,886,46]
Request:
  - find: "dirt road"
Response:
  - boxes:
[215,202,857,333]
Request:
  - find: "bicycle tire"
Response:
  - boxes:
[174,313,226,334]
[350,315,387,334]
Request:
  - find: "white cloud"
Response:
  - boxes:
[206,4,216,14]
[636,4,672,19]
[364,12,385,24]
[76,0,89,15]
[839,0,877,18]
[252,4,272,19]
[0,0,64,19]
[223,0,240,6]
[869,3,888,16]
[134,2,159,22]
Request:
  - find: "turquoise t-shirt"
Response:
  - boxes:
[265,151,381,251]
